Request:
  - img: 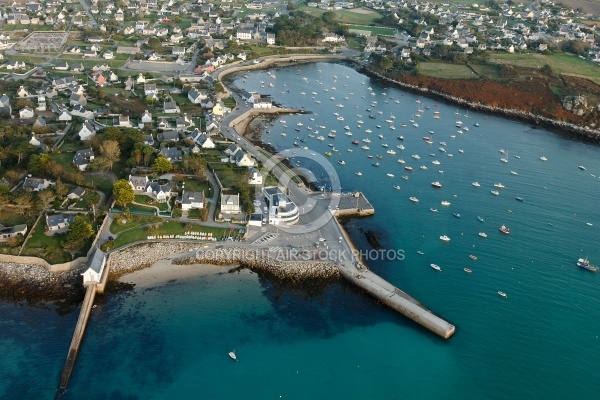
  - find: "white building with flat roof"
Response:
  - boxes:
[262,186,299,225]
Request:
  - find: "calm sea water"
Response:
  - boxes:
[2,62,600,399]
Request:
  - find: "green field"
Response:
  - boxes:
[347,24,396,36]
[418,62,478,79]
[298,6,384,24]
[488,53,600,84]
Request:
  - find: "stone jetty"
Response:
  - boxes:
[174,247,340,282]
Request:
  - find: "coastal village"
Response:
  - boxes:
[0,0,598,395]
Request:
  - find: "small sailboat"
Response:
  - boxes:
[430,264,442,272]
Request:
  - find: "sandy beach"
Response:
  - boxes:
[119,258,251,288]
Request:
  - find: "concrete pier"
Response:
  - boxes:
[332,209,455,339]
[55,285,96,399]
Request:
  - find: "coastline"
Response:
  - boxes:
[358,65,600,142]
[118,258,249,288]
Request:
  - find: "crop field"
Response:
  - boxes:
[298,6,384,25]
[488,53,600,84]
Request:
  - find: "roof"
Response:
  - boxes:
[84,247,106,274]
[129,175,149,188]
[222,193,240,206]
[73,148,94,165]
[181,191,205,205]
[69,186,86,197]
[46,213,65,228]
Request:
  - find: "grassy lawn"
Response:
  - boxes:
[187,208,207,220]
[51,152,79,172]
[5,55,47,64]
[488,53,600,84]
[418,62,479,79]
[134,195,169,211]
[112,221,239,247]
[20,214,95,264]
[213,166,246,189]
[469,63,500,79]
[222,97,236,108]
[182,178,212,194]
[298,6,384,25]
[110,214,162,234]
[346,25,396,36]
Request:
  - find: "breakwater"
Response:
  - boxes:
[174,247,340,282]
[363,67,600,141]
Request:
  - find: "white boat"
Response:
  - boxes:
[510,171,518,175]
[338,160,345,165]
[498,291,507,298]
[579,165,586,170]
[464,268,472,274]
[439,235,451,242]
[458,149,464,154]
[412,154,421,160]
[432,160,441,165]
[229,351,237,361]
[479,232,488,238]
[540,156,547,161]
[387,150,396,155]
[409,197,419,203]
[355,172,362,176]
[472,182,480,187]
[361,145,370,150]
[430,208,438,212]
[431,181,442,188]
[397,145,405,150]
[398,159,405,164]
[441,201,451,206]
[494,183,505,189]
[393,185,401,190]
[363,138,371,143]
[430,264,442,271]
[387,173,395,178]
[491,190,500,196]
[420,166,428,170]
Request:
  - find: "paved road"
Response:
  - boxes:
[78,0,97,28]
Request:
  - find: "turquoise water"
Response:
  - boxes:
[2,62,600,399]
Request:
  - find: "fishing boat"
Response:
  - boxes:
[409,197,419,203]
[469,255,478,260]
[472,182,480,187]
[352,140,359,145]
[577,257,598,272]
[355,172,362,176]
[229,351,238,361]
[499,225,510,234]
[498,291,507,298]
[431,181,442,188]
[441,201,451,206]
[430,264,442,271]
[464,268,472,273]
[453,213,461,218]
[477,216,485,222]
[404,166,413,171]
[439,235,451,242]
[479,232,488,238]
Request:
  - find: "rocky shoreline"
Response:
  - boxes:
[174,247,340,283]
[108,242,203,280]
[361,66,600,142]
[0,261,85,306]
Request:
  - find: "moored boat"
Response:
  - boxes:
[431,181,442,188]
[499,225,510,234]
[479,232,487,238]
[464,268,472,273]
[577,257,598,272]
[439,235,451,242]
[430,263,442,271]
[409,196,419,203]
[498,291,507,298]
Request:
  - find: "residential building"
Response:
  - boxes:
[82,248,106,285]
[159,147,183,162]
[262,186,300,225]
[46,213,69,231]
[220,193,241,214]
[72,148,95,171]
[248,167,263,185]
[180,191,205,210]
[0,224,28,242]
[67,186,86,200]
[23,177,54,191]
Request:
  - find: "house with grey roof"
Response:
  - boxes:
[188,88,207,104]
[180,191,205,211]
[159,147,183,162]
[78,120,96,141]
[0,224,28,242]
[67,186,86,200]
[46,213,70,231]
[23,177,54,192]
[128,175,175,203]
[220,193,241,214]
[73,148,95,171]
[158,130,179,142]
[82,247,106,285]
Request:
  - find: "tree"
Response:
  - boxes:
[113,179,134,207]
[55,179,68,198]
[148,37,163,52]
[37,189,55,210]
[100,139,121,170]
[14,143,31,165]
[13,192,34,215]
[62,215,94,257]
[152,155,173,174]
[28,153,52,176]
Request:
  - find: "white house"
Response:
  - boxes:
[141,110,152,124]
[248,167,263,185]
[187,88,207,104]
[46,213,69,231]
[19,107,34,119]
[72,148,95,171]
[58,110,72,121]
[221,193,241,214]
[262,186,300,225]
[180,191,205,210]
[82,248,106,285]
